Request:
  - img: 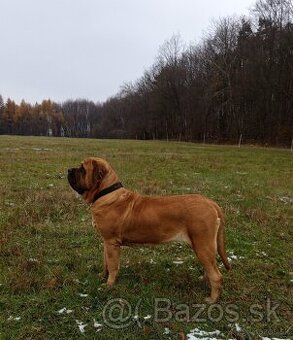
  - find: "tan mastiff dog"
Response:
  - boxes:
[68,157,231,303]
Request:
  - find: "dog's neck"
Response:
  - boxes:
[92,182,123,203]
[83,167,120,204]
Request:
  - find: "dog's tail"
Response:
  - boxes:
[217,216,231,270]
[214,205,231,271]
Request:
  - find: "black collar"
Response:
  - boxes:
[92,182,123,202]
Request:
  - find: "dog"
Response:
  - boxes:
[68,157,231,303]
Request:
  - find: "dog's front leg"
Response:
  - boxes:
[104,241,121,287]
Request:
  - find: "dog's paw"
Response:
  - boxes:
[204,297,217,304]
[106,280,115,288]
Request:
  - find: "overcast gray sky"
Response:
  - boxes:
[0,0,254,104]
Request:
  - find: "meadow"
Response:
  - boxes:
[0,135,292,339]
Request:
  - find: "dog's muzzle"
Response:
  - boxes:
[67,168,75,184]
[67,168,85,195]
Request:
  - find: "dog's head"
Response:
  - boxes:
[68,157,118,202]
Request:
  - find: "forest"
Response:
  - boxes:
[0,0,292,145]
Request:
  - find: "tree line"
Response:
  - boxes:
[0,0,292,145]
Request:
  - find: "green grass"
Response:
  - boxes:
[0,135,292,339]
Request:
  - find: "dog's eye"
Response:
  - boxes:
[80,165,86,175]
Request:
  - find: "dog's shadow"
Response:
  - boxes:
[88,245,209,298]
[119,260,207,293]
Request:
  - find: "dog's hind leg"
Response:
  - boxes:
[191,237,222,303]
[104,241,121,287]
[99,243,109,279]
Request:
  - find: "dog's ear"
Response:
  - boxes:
[92,161,106,186]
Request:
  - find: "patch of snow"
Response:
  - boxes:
[278,196,293,204]
[47,258,59,263]
[173,260,184,264]
[32,147,52,151]
[28,258,38,262]
[227,251,243,261]
[256,251,269,258]
[78,293,88,297]
[76,320,87,334]
[187,327,221,340]
[57,308,66,314]
[164,327,171,334]
[93,319,102,332]
[235,323,242,332]
[144,315,152,320]
[262,338,291,340]
[57,307,73,314]
[7,316,21,321]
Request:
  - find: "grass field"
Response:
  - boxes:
[0,135,292,339]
